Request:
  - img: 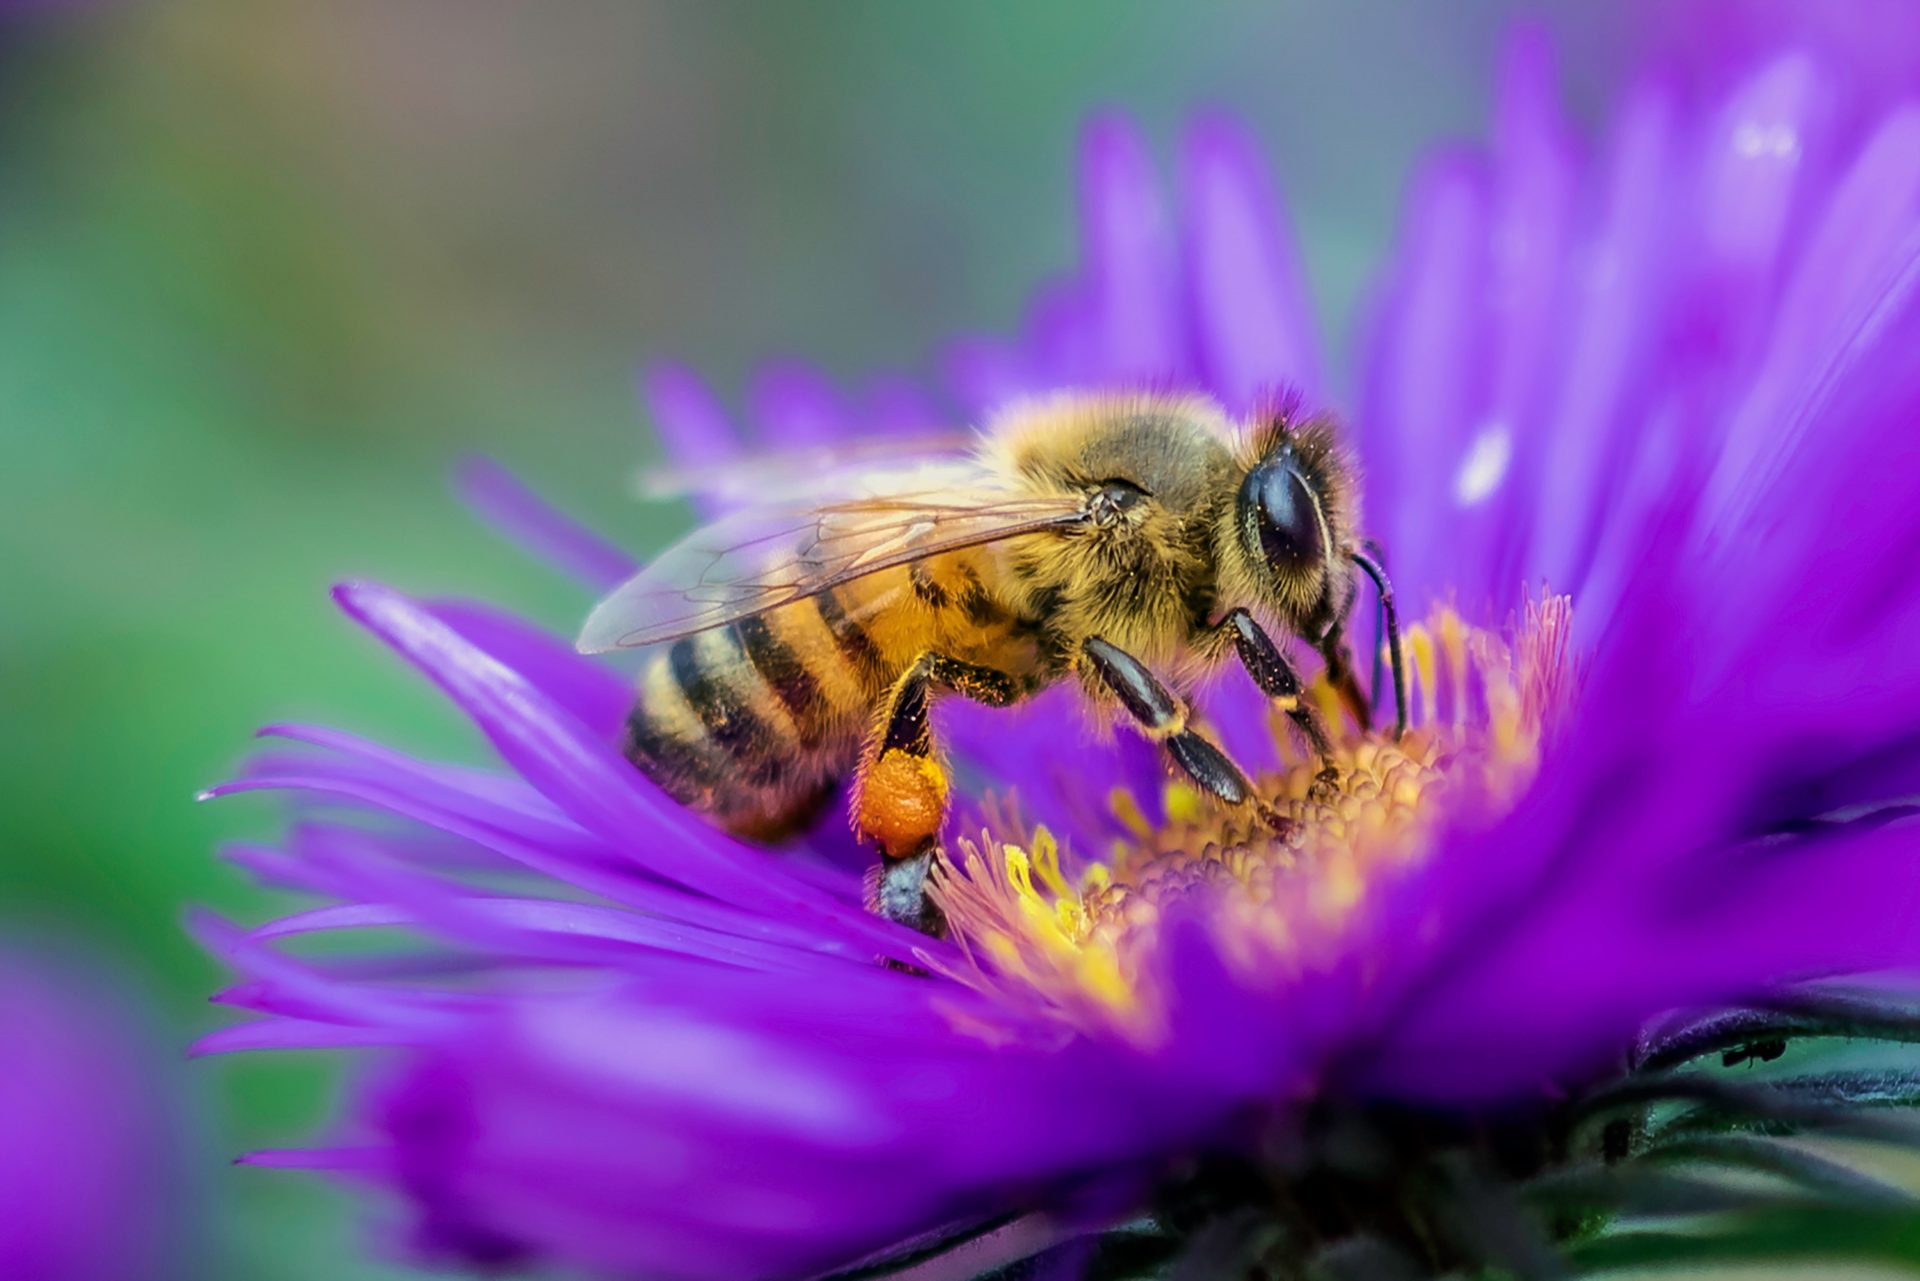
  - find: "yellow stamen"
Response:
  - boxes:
[1309,677,1344,729]
[1108,788,1153,840]
[1162,782,1203,826]
[1407,623,1440,728]
[1029,826,1071,899]
[931,597,1575,1038]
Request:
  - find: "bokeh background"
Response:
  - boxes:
[0,2,1905,1276]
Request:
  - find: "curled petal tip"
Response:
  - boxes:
[450,451,501,492]
[330,578,387,615]
[183,906,243,952]
[1081,107,1146,147]
[1180,107,1252,154]
[637,358,698,399]
[195,779,261,803]
[185,1037,223,1061]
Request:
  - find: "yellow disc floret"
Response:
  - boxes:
[929,595,1575,1039]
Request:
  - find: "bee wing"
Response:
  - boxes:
[639,432,981,506]
[577,480,1088,652]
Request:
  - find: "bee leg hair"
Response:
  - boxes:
[1079,636,1288,834]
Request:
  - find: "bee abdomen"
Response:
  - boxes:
[736,614,829,747]
[669,632,783,779]
[621,610,868,836]
[811,588,890,686]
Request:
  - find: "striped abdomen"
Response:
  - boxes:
[619,549,1040,841]
[621,584,893,840]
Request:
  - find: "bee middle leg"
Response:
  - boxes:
[1079,636,1287,834]
[1217,609,1341,797]
[857,653,1024,935]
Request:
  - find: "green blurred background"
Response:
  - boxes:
[0,1,1836,1275]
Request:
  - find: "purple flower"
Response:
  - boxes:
[0,950,191,1281]
[203,27,1920,1280]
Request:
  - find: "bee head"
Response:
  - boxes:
[1237,446,1326,577]
[1224,406,1356,628]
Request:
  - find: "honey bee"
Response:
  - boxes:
[579,392,1406,932]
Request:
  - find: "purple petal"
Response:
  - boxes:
[859,374,946,432]
[0,955,191,1280]
[427,598,631,742]
[1693,53,1832,290]
[1707,106,1920,523]
[1526,80,1677,596]
[366,971,1236,1280]
[1178,113,1322,411]
[454,456,636,592]
[748,360,853,449]
[190,910,458,1031]
[331,581,920,962]
[940,334,1040,416]
[641,362,740,470]
[1356,148,1493,615]
[1475,25,1578,595]
[214,767,862,958]
[1076,113,1185,384]
[246,722,597,854]
[193,1020,414,1056]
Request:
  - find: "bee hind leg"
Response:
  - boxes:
[869,849,943,941]
[855,654,1026,936]
[1079,636,1290,835]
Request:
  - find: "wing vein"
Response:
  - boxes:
[578,479,1087,652]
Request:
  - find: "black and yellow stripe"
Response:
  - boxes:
[811,587,890,686]
[620,547,1040,842]
[734,614,828,747]
[621,583,894,836]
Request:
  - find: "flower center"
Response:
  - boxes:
[930,595,1575,1034]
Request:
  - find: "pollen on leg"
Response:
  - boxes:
[857,748,951,860]
[929,595,1575,1035]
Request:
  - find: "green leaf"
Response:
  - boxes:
[1569,1204,1920,1274]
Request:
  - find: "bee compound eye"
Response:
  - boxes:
[1089,479,1147,525]
[1240,456,1325,572]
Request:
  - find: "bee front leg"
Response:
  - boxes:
[1217,609,1341,798]
[857,654,1024,936]
[1350,546,1409,740]
[1079,636,1288,834]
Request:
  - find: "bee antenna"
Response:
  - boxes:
[1247,385,1310,457]
[1349,547,1407,739]
[1259,385,1307,424]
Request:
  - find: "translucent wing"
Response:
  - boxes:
[639,432,979,506]
[578,472,1088,651]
